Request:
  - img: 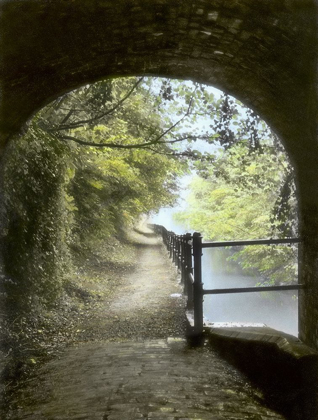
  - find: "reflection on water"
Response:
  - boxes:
[202,249,298,336]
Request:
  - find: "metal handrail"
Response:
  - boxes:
[203,284,305,295]
[151,224,303,335]
[202,237,301,248]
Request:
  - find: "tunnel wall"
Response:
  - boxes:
[0,0,318,347]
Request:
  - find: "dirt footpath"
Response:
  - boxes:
[75,226,187,342]
[110,228,180,313]
[2,226,285,420]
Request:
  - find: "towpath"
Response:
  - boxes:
[5,227,285,420]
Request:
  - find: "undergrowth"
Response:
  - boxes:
[0,233,136,416]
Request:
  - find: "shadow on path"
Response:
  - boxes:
[3,226,286,420]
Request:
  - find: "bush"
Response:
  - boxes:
[0,124,72,314]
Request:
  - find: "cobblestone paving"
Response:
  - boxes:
[10,338,285,420]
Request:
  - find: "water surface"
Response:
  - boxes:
[151,209,298,336]
[202,249,298,335]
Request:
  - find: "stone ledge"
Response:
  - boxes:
[205,323,318,360]
[203,323,318,420]
[185,311,318,419]
[186,311,317,361]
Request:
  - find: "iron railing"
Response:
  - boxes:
[153,224,304,335]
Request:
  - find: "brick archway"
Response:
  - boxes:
[0,0,318,347]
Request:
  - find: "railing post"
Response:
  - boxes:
[298,240,303,336]
[174,234,177,266]
[177,235,181,270]
[180,235,186,285]
[176,235,179,268]
[180,235,184,284]
[298,241,302,284]
[185,233,193,308]
[193,232,204,335]
[175,234,178,266]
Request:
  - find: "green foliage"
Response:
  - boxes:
[1,77,187,313]
[68,147,182,247]
[1,124,72,312]
[176,142,298,285]
[58,78,186,249]
[0,75,298,315]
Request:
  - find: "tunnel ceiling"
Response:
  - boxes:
[0,0,316,166]
[2,0,318,351]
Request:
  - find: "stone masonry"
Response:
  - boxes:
[9,338,285,420]
[1,0,318,348]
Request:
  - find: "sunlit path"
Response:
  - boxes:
[5,227,285,420]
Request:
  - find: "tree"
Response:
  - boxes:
[1,124,72,312]
[54,78,188,249]
[1,77,191,314]
[39,76,297,282]
[175,142,298,285]
[37,77,219,161]
[1,75,297,313]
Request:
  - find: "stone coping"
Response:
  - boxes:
[186,310,318,361]
[185,312,318,418]
[205,324,318,360]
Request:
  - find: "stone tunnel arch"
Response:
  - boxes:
[0,0,318,347]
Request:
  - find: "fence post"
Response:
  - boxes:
[177,236,181,270]
[175,235,179,268]
[180,235,184,284]
[168,232,172,258]
[298,240,303,336]
[180,235,187,285]
[193,232,204,335]
[175,235,178,267]
[185,233,193,308]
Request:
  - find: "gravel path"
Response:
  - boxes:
[76,226,187,342]
[2,226,286,420]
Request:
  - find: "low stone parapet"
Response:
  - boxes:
[204,322,318,420]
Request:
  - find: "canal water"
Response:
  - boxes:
[151,208,298,336]
[202,248,298,335]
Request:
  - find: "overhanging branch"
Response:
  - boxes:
[49,77,144,132]
[58,132,213,150]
